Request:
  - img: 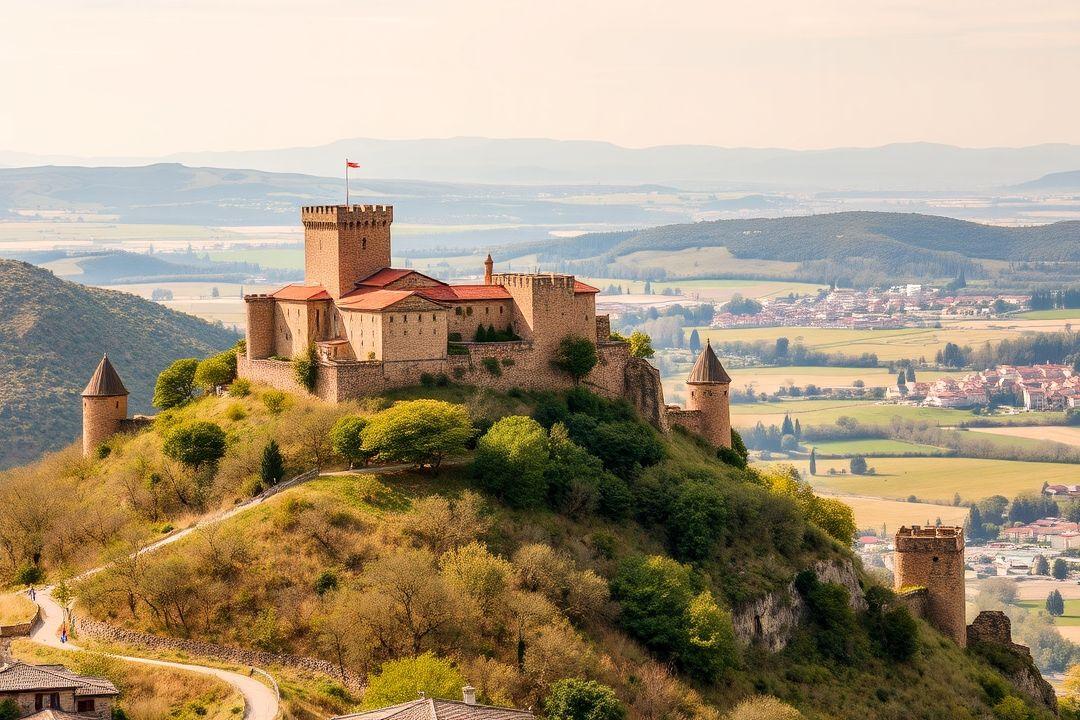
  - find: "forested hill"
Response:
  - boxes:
[506,211,1080,283]
[0,259,237,467]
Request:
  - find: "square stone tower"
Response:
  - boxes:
[894,526,967,645]
[302,204,393,298]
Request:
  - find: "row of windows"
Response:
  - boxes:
[454,305,504,316]
[388,314,440,323]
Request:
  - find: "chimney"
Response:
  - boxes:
[484,254,493,285]
[462,686,476,705]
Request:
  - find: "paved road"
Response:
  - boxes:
[29,589,278,720]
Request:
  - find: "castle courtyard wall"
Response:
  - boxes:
[447,299,514,340]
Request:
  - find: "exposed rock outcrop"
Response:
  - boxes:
[623,356,669,432]
[731,559,866,651]
[967,611,1057,714]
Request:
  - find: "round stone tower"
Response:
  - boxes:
[82,353,129,456]
[894,525,967,645]
[483,254,494,285]
[685,340,732,448]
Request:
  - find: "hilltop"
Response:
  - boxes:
[0,377,1062,720]
[1017,169,1080,191]
[0,258,237,467]
[501,211,1080,285]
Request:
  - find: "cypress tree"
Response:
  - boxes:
[781,414,794,436]
[260,440,285,487]
[809,448,817,476]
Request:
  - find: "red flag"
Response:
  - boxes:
[346,161,360,168]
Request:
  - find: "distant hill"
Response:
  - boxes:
[6,138,1080,189]
[0,259,238,467]
[1016,169,1080,191]
[505,211,1080,285]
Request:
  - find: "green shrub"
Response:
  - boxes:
[225,403,246,421]
[262,390,288,414]
[553,334,598,381]
[794,570,862,664]
[0,700,19,720]
[361,399,473,471]
[294,345,318,392]
[228,378,252,397]
[474,416,549,508]
[667,481,729,561]
[162,420,227,470]
[314,570,339,596]
[153,358,199,409]
[362,653,464,709]
[15,564,43,586]
[482,357,501,376]
[545,679,626,720]
[194,350,237,391]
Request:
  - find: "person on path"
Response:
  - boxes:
[60,623,68,644]
[28,586,35,601]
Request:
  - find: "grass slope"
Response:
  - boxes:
[0,258,238,468]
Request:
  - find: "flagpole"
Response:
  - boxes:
[345,158,350,207]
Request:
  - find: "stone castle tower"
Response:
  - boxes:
[894,526,967,645]
[302,204,393,298]
[685,340,732,447]
[82,354,129,456]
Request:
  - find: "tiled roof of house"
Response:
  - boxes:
[337,288,419,310]
[357,268,447,288]
[573,280,600,294]
[81,354,128,397]
[415,285,512,302]
[334,699,534,720]
[0,662,117,696]
[272,284,332,301]
[687,341,731,384]
[21,710,83,720]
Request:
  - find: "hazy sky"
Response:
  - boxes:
[3,0,1080,156]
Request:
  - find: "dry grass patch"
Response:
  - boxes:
[10,639,243,720]
[0,592,36,625]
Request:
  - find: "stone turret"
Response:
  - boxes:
[894,525,966,645]
[484,254,494,285]
[82,354,129,456]
[685,340,732,448]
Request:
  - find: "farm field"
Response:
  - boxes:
[610,247,805,279]
[808,438,948,456]
[968,425,1080,449]
[705,365,964,394]
[1017,599,1080,626]
[208,247,304,269]
[819,493,969,532]
[0,221,274,252]
[777,456,1078,503]
[730,398,1067,429]
[581,276,827,301]
[694,321,1068,362]
[1014,309,1080,320]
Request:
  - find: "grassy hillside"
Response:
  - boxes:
[509,211,1080,285]
[0,258,237,467]
[1,376,1056,720]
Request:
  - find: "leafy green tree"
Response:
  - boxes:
[850,455,868,475]
[553,335,598,382]
[153,358,199,409]
[683,589,740,680]
[361,400,473,471]
[314,570,339,596]
[163,421,227,470]
[628,331,655,359]
[473,416,550,508]
[260,440,285,487]
[194,351,237,392]
[1033,555,1050,576]
[330,416,373,469]
[667,481,728,561]
[1047,589,1065,617]
[294,344,318,391]
[717,428,748,469]
[0,699,19,720]
[545,679,626,720]
[807,497,857,545]
[545,423,603,516]
[362,653,465,709]
[1053,558,1069,580]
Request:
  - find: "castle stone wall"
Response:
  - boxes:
[245,296,275,359]
[894,526,967,646]
[447,300,514,340]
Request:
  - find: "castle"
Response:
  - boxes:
[234,204,733,447]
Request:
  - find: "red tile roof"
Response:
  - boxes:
[272,284,331,301]
[337,288,418,310]
[574,280,600,294]
[357,268,446,288]
[416,285,512,302]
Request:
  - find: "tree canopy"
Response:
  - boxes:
[162,420,227,470]
[553,335,598,381]
[361,400,474,471]
[153,358,199,409]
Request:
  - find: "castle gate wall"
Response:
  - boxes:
[894,527,967,646]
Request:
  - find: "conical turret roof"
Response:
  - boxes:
[687,340,731,384]
[82,354,129,397]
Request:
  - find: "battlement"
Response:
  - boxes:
[491,272,576,291]
[895,525,964,552]
[301,204,393,225]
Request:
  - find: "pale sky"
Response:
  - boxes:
[2,0,1080,156]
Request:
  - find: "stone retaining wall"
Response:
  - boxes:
[0,607,39,638]
[75,615,364,692]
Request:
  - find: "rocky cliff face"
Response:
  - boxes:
[731,559,866,651]
[968,611,1058,714]
[623,356,669,432]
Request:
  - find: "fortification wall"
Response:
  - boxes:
[666,407,702,436]
[447,300,514,340]
[245,296,275,359]
[894,526,967,646]
[621,356,668,431]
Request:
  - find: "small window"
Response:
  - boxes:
[499,306,503,314]
[466,306,473,316]
[455,307,463,316]
[485,307,490,314]
[432,314,437,321]
[78,699,95,713]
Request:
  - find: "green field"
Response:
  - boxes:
[1017,599,1080,626]
[582,276,826,300]
[731,398,1067,429]
[764,456,1078,503]
[1014,308,1080,320]
[808,438,949,456]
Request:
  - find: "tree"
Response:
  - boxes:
[793,418,801,441]
[780,414,794,437]
[965,505,983,541]
[294,344,319,392]
[896,370,907,386]
[545,679,626,720]
[880,606,919,661]
[545,423,604,516]
[153,358,198,409]
[194,351,236,392]
[688,329,702,354]
[628,331,655,359]
[808,448,817,476]
[362,653,465,709]
[260,440,285,487]
[906,366,916,383]
[553,335,598,382]
[330,415,373,469]
[774,337,789,358]
[361,400,473,471]
[0,700,18,720]
[1053,558,1069,581]
[850,455,868,475]
[162,421,227,471]
[667,482,728,562]
[473,416,550,508]
[1033,555,1050,576]
[1046,589,1065,617]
